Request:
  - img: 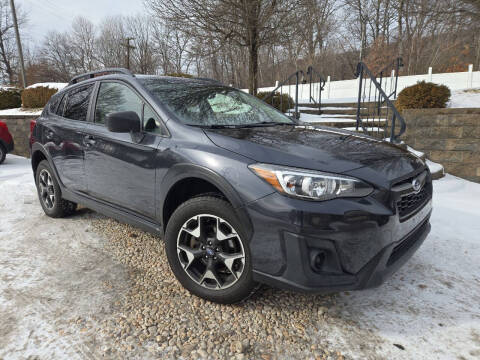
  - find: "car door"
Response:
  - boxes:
[43,84,94,193]
[83,81,164,219]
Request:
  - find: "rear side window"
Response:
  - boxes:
[95,82,143,124]
[64,85,94,121]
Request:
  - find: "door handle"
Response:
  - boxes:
[83,135,96,147]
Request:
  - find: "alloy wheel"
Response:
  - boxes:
[38,169,55,209]
[176,214,246,290]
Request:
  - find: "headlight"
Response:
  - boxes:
[249,163,373,201]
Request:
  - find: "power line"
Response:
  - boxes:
[23,0,72,23]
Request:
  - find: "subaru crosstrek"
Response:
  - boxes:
[30,68,432,303]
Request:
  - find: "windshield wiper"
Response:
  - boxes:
[234,121,295,128]
[188,124,242,129]
[188,121,295,129]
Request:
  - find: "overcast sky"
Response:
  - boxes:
[22,0,145,46]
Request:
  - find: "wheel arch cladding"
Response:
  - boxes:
[31,150,47,174]
[159,164,253,239]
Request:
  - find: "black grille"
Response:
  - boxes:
[387,219,429,266]
[397,185,430,220]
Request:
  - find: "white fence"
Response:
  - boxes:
[250,66,480,102]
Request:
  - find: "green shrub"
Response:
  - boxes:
[165,72,193,78]
[256,91,294,113]
[0,89,22,110]
[396,81,451,111]
[21,86,58,108]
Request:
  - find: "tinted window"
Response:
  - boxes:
[64,85,94,121]
[95,82,143,124]
[56,94,67,116]
[139,78,294,127]
[143,104,165,135]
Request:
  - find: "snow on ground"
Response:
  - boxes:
[0,107,42,116]
[26,82,67,91]
[1,155,479,359]
[449,88,480,108]
[330,173,480,359]
[299,113,356,123]
[0,155,129,359]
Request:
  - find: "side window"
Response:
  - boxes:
[95,82,143,124]
[64,85,94,121]
[56,94,67,116]
[143,104,166,135]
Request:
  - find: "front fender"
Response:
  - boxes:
[158,163,253,240]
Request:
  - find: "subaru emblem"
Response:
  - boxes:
[412,178,421,192]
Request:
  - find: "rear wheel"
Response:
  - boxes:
[0,144,5,164]
[35,160,77,218]
[165,196,257,304]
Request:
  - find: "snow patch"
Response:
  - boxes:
[448,88,480,108]
[0,107,42,116]
[26,82,67,91]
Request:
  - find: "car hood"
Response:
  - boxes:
[204,125,425,187]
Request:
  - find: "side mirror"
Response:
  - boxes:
[105,111,141,133]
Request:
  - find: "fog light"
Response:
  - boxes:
[310,251,326,273]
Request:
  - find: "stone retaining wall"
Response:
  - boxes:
[403,108,480,183]
[1,115,38,158]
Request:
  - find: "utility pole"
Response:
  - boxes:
[9,0,26,88]
[122,37,136,70]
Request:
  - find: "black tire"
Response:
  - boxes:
[0,144,5,164]
[35,160,77,218]
[165,196,257,304]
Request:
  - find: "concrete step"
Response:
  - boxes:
[301,109,357,115]
[299,102,364,108]
[300,108,394,116]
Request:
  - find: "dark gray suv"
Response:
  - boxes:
[30,68,432,303]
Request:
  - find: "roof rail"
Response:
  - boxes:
[68,68,134,85]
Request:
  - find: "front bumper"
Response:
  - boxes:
[246,190,432,293]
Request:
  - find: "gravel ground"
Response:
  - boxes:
[90,218,345,360]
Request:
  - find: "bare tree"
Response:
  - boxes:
[146,0,297,94]
[96,16,126,68]
[125,16,157,74]
[0,0,26,84]
[71,17,98,73]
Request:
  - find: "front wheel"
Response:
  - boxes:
[165,196,257,304]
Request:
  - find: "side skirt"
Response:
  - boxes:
[62,188,164,238]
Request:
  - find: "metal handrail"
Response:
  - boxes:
[306,66,326,115]
[355,59,406,143]
[261,70,305,119]
[68,68,134,85]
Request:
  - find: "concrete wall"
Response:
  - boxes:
[1,115,37,158]
[403,108,480,183]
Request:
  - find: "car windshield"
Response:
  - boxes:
[139,78,295,127]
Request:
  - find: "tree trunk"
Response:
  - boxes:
[398,0,404,58]
[0,37,14,84]
[248,32,259,95]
